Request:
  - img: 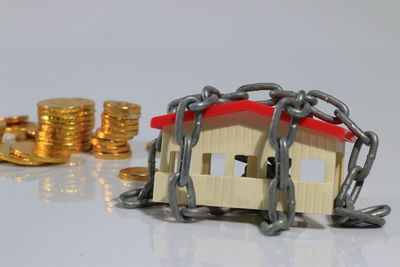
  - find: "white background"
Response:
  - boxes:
[0,1,399,266]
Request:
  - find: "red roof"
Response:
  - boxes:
[151,100,355,142]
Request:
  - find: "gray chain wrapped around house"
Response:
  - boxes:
[118,83,391,236]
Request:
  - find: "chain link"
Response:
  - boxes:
[307,90,350,124]
[118,83,391,235]
[169,88,223,220]
[261,91,312,235]
[236,82,283,106]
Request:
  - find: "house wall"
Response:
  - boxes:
[153,111,345,214]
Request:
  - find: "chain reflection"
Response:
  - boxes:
[126,209,388,267]
[331,224,389,266]
[144,210,300,267]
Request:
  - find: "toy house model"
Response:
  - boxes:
[150,100,355,215]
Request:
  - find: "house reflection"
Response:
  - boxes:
[143,210,389,267]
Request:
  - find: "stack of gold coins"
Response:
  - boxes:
[35,98,95,158]
[2,115,29,125]
[91,100,140,160]
[0,115,37,142]
[9,122,38,142]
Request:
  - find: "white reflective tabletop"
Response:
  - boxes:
[0,141,397,267]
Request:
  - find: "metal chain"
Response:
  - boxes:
[118,137,159,208]
[260,90,312,235]
[118,83,391,235]
[302,90,391,227]
[168,95,210,221]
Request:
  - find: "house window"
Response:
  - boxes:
[234,155,258,177]
[300,159,326,182]
[266,157,292,179]
[201,153,225,175]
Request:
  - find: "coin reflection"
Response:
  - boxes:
[39,155,95,202]
[93,158,133,213]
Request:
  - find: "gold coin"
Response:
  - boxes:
[38,127,94,135]
[100,125,138,134]
[33,143,70,158]
[101,121,138,128]
[81,142,92,152]
[36,130,92,139]
[101,120,139,128]
[1,115,29,125]
[95,130,133,141]
[102,113,141,122]
[1,124,9,138]
[38,125,94,133]
[38,126,94,134]
[101,120,138,128]
[38,109,95,117]
[104,109,141,118]
[118,167,159,182]
[33,147,70,158]
[94,150,132,160]
[10,142,69,164]
[5,122,38,135]
[103,100,141,114]
[64,144,91,153]
[37,130,92,139]
[93,145,131,154]
[0,143,43,166]
[0,121,5,141]
[91,137,127,147]
[25,122,38,138]
[0,120,6,132]
[38,115,94,124]
[5,126,25,135]
[35,139,92,147]
[100,126,138,136]
[91,138,128,147]
[39,118,95,126]
[36,139,89,147]
[36,134,92,143]
[38,105,95,113]
[38,98,95,113]
[36,141,91,153]
[15,134,35,142]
